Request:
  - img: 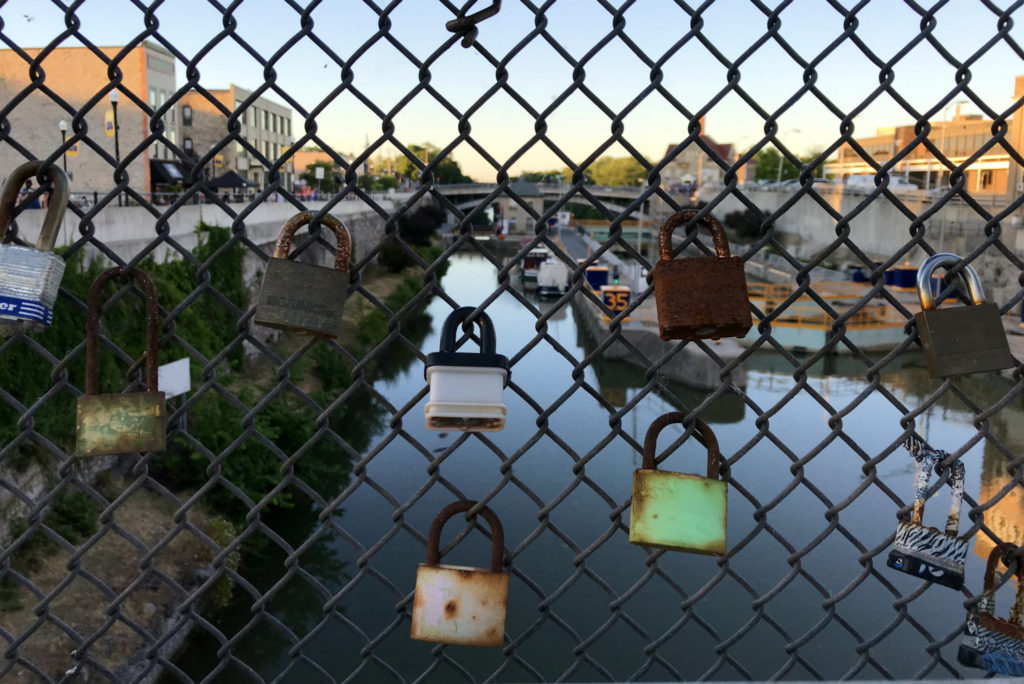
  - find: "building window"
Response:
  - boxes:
[148,88,156,107]
[263,110,269,129]
[184,138,194,155]
[286,119,291,136]
[236,141,245,158]
[264,140,271,157]
[982,170,993,188]
[182,105,192,126]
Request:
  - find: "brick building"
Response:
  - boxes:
[0,41,179,198]
[177,85,294,191]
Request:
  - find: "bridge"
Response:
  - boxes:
[411,183,653,217]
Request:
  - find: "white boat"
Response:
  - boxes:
[518,247,551,288]
[536,260,570,297]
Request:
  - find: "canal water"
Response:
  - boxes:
[172,251,1023,682]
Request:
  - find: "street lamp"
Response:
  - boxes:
[935,100,967,190]
[58,119,68,175]
[776,128,801,183]
[110,90,121,205]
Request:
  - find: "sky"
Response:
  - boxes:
[2,0,1023,181]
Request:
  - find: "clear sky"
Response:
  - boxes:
[2,0,1021,181]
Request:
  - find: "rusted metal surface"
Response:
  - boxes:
[76,267,166,457]
[411,500,508,646]
[651,209,752,341]
[254,211,352,338]
[630,412,727,555]
[0,160,70,249]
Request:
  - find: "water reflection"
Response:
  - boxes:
[171,252,1022,682]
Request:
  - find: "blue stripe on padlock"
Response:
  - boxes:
[0,295,53,325]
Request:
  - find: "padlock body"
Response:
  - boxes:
[652,256,751,341]
[885,521,967,589]
[629,468,727,555]
[958,600,1024,676]
[0,245,65,330]
[914,303,1014,378]
[424,365,507,432]
[410,563,509,647]
[76,392,166,457]
[254,258,348,338]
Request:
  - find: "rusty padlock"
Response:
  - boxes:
[886,441,967,589]
[649,208,752,341]
[253,211,351,338]
[629,412,727,555]
[913,252,1015,378]
[958,543,1024,676]
[410,500,508,647]
[75,267,166,457]
[0,161,70,331]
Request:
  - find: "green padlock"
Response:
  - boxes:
[629,412,727,555]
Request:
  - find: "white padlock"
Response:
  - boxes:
[410,500,509,647]
[424,307,508,431]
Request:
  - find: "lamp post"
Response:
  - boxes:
[110,90,121,205]
[58,119,68,175]
[935,100,967,190]
[775,128,801,183]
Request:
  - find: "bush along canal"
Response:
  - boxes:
[165,251,1023,682]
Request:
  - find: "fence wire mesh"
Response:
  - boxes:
[0,1,1023,682]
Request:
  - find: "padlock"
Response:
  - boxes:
[649,208,752,341]
[913,252,1015,378]
[0,161,70,331]
[75,267,166,457]
[410,500,509,647]
[886,443,967,589]
[958,543,1024,676]
[424,307,509,431]
[629,412,727,555]
[253,211,351,338]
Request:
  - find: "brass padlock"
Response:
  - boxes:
[958,543,1024,675]
[886,441,967,589]
[0,161,70,331]
[913,252,1015,378]
[629,412,727,555]
[253,211,351,338]
[76,267,166,457]
[649,208,752,341]
[410,500,509,647]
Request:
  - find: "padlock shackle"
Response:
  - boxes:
[657,208,730,262]
[0,161,70,251]
[85,267,160,396]
[642,412,721,480]
[426,500,504,573]
[981,542,1023,624]
[439,306,497,356]
[916,253,985,311]
[909,448,965,537]
[273,211,351,273]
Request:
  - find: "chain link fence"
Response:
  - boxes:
[1,1,1023,682]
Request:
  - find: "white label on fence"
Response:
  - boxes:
[158,358,191,398]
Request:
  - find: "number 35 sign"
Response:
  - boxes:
[600,285,631,322]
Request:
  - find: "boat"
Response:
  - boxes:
[537,260,570,297]
[518,247,550,288]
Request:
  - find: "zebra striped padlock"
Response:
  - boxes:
[958,543,1024,676]
[886,442,967,589]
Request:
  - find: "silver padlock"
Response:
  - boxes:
[0,161,70,332]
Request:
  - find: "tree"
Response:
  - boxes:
[395,144,472,184]
[752,148,830,181]
[299,161,340,193]
[586,156,647,186]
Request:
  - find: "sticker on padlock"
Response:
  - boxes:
[629,412,727,555]
[0,161,70,332]
[886,441,967,589]
[253,211,351,338]
[648,208,752,341]
[75,267,166,457]
[410,500,509,647]
[913,253,1015,378]
[958,543,1024,676]
[424,307,509,432]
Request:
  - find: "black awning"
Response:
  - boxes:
[150,159,185,184]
